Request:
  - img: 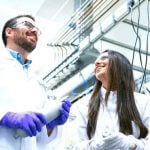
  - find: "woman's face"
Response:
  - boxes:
[94,52,109,85]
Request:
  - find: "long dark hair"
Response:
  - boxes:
[87,49,148,139]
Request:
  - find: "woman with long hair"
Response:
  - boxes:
[72,49,150,150]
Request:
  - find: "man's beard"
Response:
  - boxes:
[14,34,36,53]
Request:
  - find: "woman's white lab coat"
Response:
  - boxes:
[0,49,62,150]
[71,87,150,149]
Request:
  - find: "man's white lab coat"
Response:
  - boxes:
[0,49,62,150]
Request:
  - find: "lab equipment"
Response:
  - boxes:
[46,100,71,129]
[15,101,62,138]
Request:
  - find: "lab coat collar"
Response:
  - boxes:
[100,86,117,102]
[7,48,32,69]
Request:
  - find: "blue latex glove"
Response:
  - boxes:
[0,112,47,137]
[46,100,71,129]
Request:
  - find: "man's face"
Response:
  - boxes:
[94,52,109,82]
[12,17,41,53]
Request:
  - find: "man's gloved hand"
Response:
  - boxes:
[94,132,144,150]
[46,100,71,129]
[0,112,47,137]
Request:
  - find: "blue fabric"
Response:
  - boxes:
[8,49,32,70]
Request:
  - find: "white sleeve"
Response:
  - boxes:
[145,133,150,150]
[36,126,62,144]
[70,104,93,150]
[36,126,65,150]
[134,93,150,148]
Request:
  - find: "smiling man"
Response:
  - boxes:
[0,15,71,150]
[2,15,39,61]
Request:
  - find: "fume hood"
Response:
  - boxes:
[43,0,150,101]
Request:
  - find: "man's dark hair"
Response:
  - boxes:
[2,15,35,46]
